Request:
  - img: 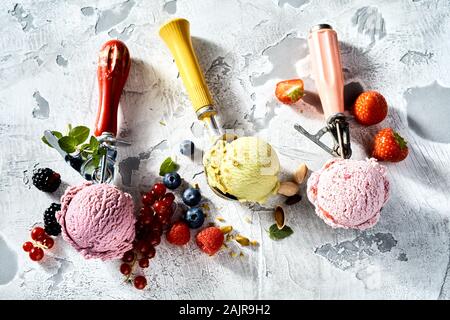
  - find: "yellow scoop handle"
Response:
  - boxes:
[159,18,214,116]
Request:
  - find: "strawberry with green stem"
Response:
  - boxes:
[275,79,304,105]
[372,128,409,162]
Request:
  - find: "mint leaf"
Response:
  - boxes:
[268,224,293,240]
[91,155,101,168]
[69,126,90,145]
[91,148,107,168]
[41,131,62,148]
[97,147,107,156]
[159,157,179,176]
[89,136,99,148]
[79,143,92,159]
[58,136,77,153]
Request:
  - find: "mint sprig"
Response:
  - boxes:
[159,157,179,176]
[42,131,62,147]
[268,224,294,240]
[42,125,104,164]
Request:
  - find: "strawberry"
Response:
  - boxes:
[166,221,190,245]
[352,91,388,126]
[372,128,408,162]
[275,79,304,104]
[195,227,224,256]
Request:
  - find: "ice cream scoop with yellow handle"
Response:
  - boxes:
[159,18,280,203]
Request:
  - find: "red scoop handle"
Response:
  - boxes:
[94,40,131,137]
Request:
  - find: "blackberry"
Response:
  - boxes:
[32,168,61,192]
[43,203,62,236]
[45,224,61,237]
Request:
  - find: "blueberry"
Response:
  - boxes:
[180,140,195,156]
[163,172,182,190]
[183,207,205,229]
[182,187,201,206]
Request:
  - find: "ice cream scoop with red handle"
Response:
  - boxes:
[94,40,131,137]
[80,40,131,183]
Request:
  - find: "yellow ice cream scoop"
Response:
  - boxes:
[204,137,280,203]
[159,18,280,202]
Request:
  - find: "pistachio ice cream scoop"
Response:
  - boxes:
[203,137,280,203]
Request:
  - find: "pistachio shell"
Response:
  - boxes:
[294,163,308,184]
[278,181,299,197]
[274,206,285,230]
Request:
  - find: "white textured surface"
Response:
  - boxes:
[1,0,450,299]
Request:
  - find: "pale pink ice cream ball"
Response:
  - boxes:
[56,183,136,260]
[307,158,389,230]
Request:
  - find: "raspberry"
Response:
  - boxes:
[166,221,190,245]
[195,227,224,256]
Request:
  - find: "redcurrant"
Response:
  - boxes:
[29,247,44,261]
[22,241,34,252]
[152,183,166,199]
[120,263,131,276]
[30,227,46,241]
[134,276,147,290]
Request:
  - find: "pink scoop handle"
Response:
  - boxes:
[308,26,344,119]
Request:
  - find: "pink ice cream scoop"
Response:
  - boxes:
[307,158,389,230]
[56,183,136,260]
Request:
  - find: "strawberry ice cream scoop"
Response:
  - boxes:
[307,158,389,230]
[56,183,135,260]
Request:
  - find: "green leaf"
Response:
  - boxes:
[97,147,107,156]
[69,126,90,145]
[159,157,179,176]
[58,136,77,153]
[79,143,91,151]
[41,131,62,148]
[89,136,99,148]
[91,155,101,168]
[268,224,293,240]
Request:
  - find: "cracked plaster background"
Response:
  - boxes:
[0,0,450,299]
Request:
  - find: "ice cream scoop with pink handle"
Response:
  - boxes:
[307,158,389,230]
[56,183,135,260]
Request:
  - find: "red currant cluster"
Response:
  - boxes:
[120,182,176,290]
[22,227,55,261]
